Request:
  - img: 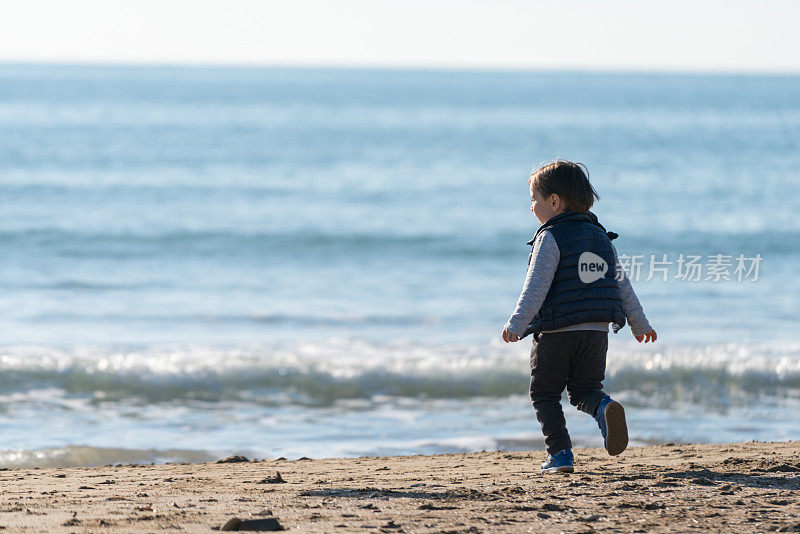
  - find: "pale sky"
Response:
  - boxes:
[1,0,798,72]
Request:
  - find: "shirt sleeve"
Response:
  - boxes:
[504,230,560,337]
[612,243,653,336]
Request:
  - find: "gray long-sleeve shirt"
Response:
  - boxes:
[504,229,652,338]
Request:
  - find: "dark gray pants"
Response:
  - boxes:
[529,330,609,455]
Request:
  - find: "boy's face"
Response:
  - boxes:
[530,184,562,224]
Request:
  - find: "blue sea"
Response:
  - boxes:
[1,64,799,467]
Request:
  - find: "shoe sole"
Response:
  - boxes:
[541,466,574,474]
[604,401,628,456]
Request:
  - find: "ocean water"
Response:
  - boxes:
[0,64,799,467]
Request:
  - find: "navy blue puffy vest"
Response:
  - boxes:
[522,210,626,339]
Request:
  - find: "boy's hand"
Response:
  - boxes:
[502,329,520,343]
[635,329,657,343]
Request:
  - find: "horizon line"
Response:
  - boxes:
[1,59,799,78]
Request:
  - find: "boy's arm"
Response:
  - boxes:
[504,230,559,338]
[612,243,653,336]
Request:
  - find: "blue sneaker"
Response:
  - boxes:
[595,395,628,456]
[540,448,574,474]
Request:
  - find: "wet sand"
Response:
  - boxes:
[1,441,799,532]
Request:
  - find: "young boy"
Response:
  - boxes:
[502,160,657,474]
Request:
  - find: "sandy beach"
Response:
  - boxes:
[0,441,798,532]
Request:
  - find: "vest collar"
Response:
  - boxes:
[526,210,617,246]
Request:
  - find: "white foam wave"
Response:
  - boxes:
[0,338,798,404]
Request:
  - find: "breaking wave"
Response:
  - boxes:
[1,339,799,407]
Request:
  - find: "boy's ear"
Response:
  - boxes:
[550,193,562,210]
